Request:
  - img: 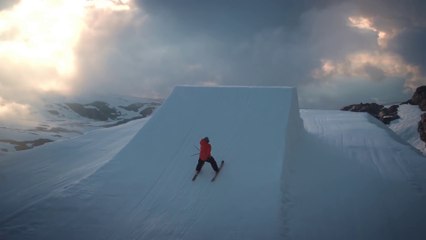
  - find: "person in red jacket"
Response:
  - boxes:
[196,137,219,173]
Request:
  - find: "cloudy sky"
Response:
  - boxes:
[1,0,426,119]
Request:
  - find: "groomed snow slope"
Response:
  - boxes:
[0,86,302,240]
[0,118,148,225]
[289,110,426,240]
[2,87,426,240]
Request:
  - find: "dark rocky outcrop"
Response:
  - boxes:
[65,101,121,121]
[32,126,81,134]
[404,85,426,110]
[402,86,426,144]
[408,86,426,107]
[0,139,53,151]
[341,103,400,124]
[119,103,146,112]
[66,101,160,122]
[140,107,156,118]
[48,110,60,116]
[419,113,426,143]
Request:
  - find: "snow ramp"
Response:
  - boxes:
[0,86,303,240]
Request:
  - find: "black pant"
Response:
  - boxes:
[196,157,219,172]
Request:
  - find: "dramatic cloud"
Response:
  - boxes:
[0,96,30,123]
[351,0,426,77]
[0,0,84,94]
[107,0,424,107]
[0,0,136,120]
[1,0,426,114]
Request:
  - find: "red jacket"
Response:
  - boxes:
[199,138,211,161]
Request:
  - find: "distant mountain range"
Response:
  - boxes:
[0,96,161,153]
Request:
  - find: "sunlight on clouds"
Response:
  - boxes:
[0,0,134,95]
[313,51,426,91]
[348,16,377,32]
[86,0,132,11]
[348,16,396,48]
[312,15,426,92]
[0,0,137,123]
[0,0,85,93]
[0,97,31,121]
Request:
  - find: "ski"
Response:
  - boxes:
[192,171,200,181]
[211,160,224,182]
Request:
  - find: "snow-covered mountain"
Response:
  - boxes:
[340,102,426,155]
[0,95,161,153]
[341,86,426,155]
[389,103,426,154]
[0,86,425,240]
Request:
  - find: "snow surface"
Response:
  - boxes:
[0,86,301,239]
[1,86,426,240]
[296,110,426,239]
[0,118,148,228]
[389,104,426,154]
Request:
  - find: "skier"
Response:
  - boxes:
[195,137,219,174]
